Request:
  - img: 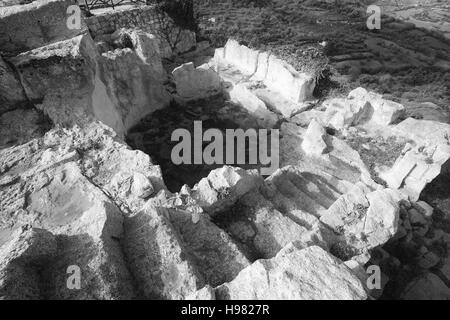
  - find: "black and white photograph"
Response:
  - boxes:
[0,0,449,305]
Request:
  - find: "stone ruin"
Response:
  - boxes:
[0,0,450,300]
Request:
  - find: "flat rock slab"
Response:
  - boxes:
[215,244,367,300]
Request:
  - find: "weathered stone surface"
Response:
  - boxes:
[0,0,88,56]
[84,5,196,58]
[280,122,376,188]
[1,4,448,300]
[264,54,315,103]
[319,87,405,130]
[0,121,169,298]
[381,143,450,201]
[301,119,328,156]
[263,165,353,219]
[254,87,311,118]
[25,162,135,299]
[186,285,216,300]
[221,39,259,75]
[10,34,125,135]
[215,244,367,300]
[99,45,171,132]
[405,102,450,124]
[217,188,327,260]
[10,32,170,138]
[190,166,264,215]
[123,28,165,76]
[323,97,372,130]
[348,87,405,126]
[321,186,401,250]
[123,204,204,299]
[394,118,450,146]
[172,62,222,100]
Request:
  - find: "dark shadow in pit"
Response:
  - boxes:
[126,96,271,192]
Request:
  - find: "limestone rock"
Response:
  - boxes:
[319,88,405,130]
[228,84,278,128]
[190,166,264,215]
[290,109,326,127]
[405,102,450,124]
[220,39,259,75]
[348,87,405,126]
[98,45,170,133]
[0,0,88,56]
[127,29,165,76]
[215,244,367,300]
[394,118,450,146]
[0,121,171,298]
[254,87,312,118]
[217,188,328,259]
[280,122,375,188]
[167,207,251,287]
[401,273,450,300]
[186,285,216,300]
[0,108,50,149]
[10,34,126,135]
[301,119,328,156]
[10,32,170,138]
[215,39,315,103]
[415,201,434,218]
[381,143,450,201]
[172,62,222,100]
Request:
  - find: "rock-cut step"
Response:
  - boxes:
[263,166,354,218]
[213,188,327,261]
